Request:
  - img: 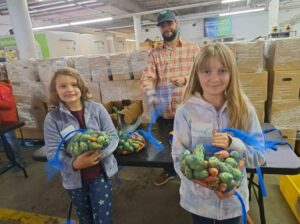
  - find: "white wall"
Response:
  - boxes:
[279,7,300,36]
[231,11,268,40]
[44,31,110,57]
[0,15,13,36]
[141,8,300,44]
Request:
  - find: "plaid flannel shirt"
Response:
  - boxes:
[141,39,200,119]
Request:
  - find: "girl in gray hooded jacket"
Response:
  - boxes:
[172,43,265,224]
[44,67,119,224]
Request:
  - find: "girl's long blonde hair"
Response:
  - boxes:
[183,43,250,131]
[49,67,92,106]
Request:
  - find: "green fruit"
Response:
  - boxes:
[67,143,74,153]
[133,143,139,150]
[219,172,233,185]
[230,151,241,162]
[80,134,90,142]
[194,170,209,180]
[97,136,105,144]
[124,142,130,150]
[208,156,221,168]
[136,136,143,142]
[180,159,187,173]
[231,168,242,182]
[225,157,238,168]
[79,142,88,152]
[219,163,231,173]
[73,143,81,155]
[193,144,205,158]
[179,150,191,162]
[227,179,237,191]
[89,142,100,150]
[184,166,193,179]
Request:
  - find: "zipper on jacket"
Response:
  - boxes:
[216,112,220,131]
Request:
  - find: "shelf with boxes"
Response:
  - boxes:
[226,41,267,124]
[2,50,150,140]
[266,37,300,151]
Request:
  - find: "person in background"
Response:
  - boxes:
[140,9,200,186]
[172,43,265,224]
[0,79,24,166]
[44,67,119,224]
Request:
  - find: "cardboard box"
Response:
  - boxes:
[236,41,264,73]
[37,57,70,83]
[72,56,92,82]
[279,128,297,150]
[269,100,300,129]
[86,82,101,103]
[129,51,148,80]
[268,70,300,102]
[15,127,44,140]
[109,54,132,80]
[90,56,110,82]
[268,37,300,71]
[103,100,143,131]
[225,43,237,58]
[126,80,145,101]
[99,80,128,103]
[239,71,268,102]
[6,60,39,82]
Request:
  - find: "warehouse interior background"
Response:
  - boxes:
[0,0,300,224]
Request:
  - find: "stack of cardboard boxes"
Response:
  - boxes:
[227,41,267,124]
[6,60,48,139]
[267,38,300,150]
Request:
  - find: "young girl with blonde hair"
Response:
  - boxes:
[172,43,265,224]
[44,67,119,224]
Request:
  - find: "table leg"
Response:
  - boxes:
[258,173,266,224]
[0,135,28,178]
[248,172,255,201]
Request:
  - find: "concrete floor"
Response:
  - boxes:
[0,146,298,224]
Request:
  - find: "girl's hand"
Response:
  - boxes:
[193,179,208,187]
[72,151,102,170]
[214,186,237,200]
[170,77,186,87]
[212,130,232,149]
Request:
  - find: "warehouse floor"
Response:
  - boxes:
[0,146,298,224]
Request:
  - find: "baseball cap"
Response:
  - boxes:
[157,10,176,26]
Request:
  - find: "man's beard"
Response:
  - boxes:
[162,29,178,42]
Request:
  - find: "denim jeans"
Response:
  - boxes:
[1,131,23,162]
[157,117,176,176]
[191,214,242,224]
[68,175,113,224]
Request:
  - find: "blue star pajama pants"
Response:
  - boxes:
[68,175,113,224]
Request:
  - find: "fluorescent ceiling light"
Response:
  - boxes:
[32,23,70,31]
[219,7,265,16]
[76,0,98,4]
[33,17,113,30]
[221,0,244,3]
[125,39,136,42]
[70,17,113,25]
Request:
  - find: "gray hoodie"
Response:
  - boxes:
[172,93,265,220]
[44,100,119,190]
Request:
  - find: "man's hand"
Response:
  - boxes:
[72,151,102,170]
[140,79,155,92]
[212,130,232,149]
[170,77,186,87]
